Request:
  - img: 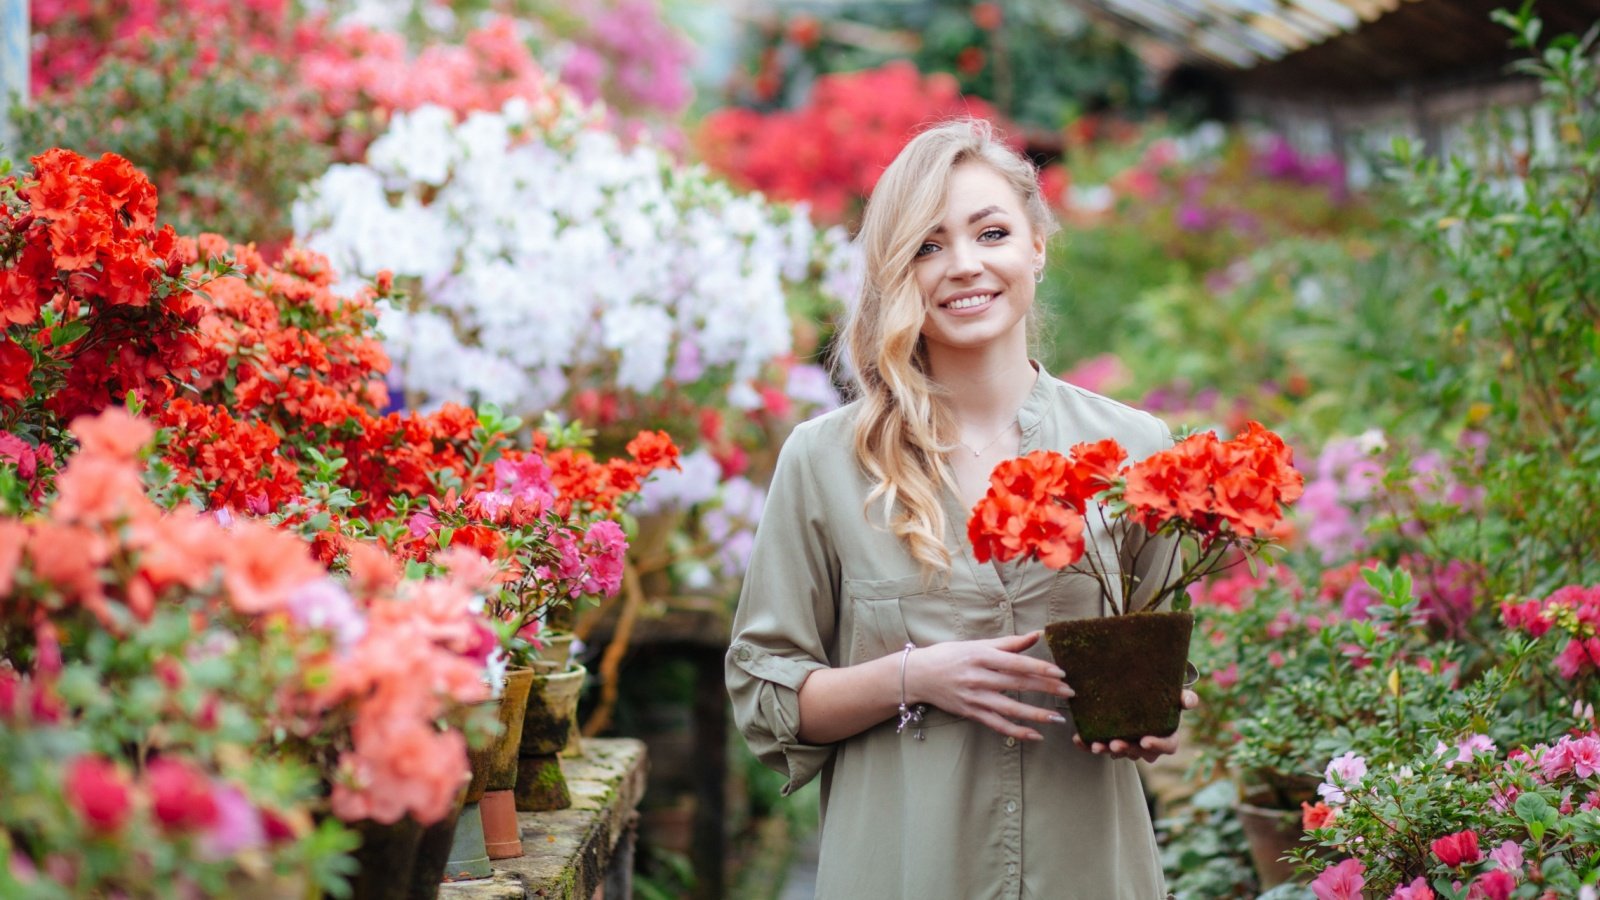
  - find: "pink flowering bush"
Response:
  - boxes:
[17,3,583,242]
[0,408,499,893]
[1301,724,1600,898]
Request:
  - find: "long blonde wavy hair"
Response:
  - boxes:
[839,119,1059,575]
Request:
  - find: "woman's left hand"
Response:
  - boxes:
[1071,689,1200,763]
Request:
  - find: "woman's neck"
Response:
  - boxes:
[927,348,1038,433]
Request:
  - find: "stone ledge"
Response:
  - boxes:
[440,738,649,900]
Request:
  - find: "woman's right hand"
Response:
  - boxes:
[903,631,1075,742]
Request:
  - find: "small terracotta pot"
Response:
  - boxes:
[479,789,523,859]
[1044,610,1193,745]
[1235,801,1308,888]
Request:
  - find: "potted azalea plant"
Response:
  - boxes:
[966,422,1304,744]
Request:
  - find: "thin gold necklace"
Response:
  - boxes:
[956,418,1016,458]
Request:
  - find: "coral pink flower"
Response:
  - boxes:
[1310,857,1365,900]
[1432,830,1483,867]
[69,408,154,460]
[1301,801,1337,829]
[64,756,132,833]
[0,520,24,595]
[221,521,325,614]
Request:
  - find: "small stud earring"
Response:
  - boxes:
[1034,267,1045,284]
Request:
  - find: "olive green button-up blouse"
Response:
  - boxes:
[726,369,1178,900]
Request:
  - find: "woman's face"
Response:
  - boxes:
[912,161,1045,359]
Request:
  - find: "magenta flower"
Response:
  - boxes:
[1310,857,1365,900]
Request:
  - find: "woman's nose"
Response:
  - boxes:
[946,240,982,278]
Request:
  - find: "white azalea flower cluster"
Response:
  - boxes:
[294,98,853,420]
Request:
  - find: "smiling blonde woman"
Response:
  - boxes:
[726,119,1193,900]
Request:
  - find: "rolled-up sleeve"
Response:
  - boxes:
[726,422,840,795]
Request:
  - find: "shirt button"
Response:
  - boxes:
[1004,736,1016,748]
[1006,800,1017,814]
[734,645,752,662]
[998,601,1010,613]
[1007,862,1017,876]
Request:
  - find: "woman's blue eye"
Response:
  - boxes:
[980,227,1008,241]
[915,242,937,257]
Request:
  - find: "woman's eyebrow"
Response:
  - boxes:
[926,206,1008,235]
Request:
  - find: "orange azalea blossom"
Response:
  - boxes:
[1123,422,1303,543]
[968,424,1302,611]
[1302,801,1337,829]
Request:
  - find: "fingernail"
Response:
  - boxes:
[1061,687,1076,698]
[1048,713,1066,724]
[1027,732,1045,742]
[1048,666,1066,678]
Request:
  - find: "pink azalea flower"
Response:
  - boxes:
[198,783,266,860]
[1569,735,1600,778]
[1311,858,1365,900]
[1434,733,1497,769]
[1390,877,1436,900]
[1488,840,1524,872]
[1319,751,1367,804]
[579,519,628,597]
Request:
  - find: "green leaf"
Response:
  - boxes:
[50,319,90,347]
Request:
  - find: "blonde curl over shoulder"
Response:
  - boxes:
[835,119,1059,575]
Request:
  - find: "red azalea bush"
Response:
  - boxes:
[695,61,1013,223]
[966,422,1303,614]
[0,148,680,887]
[0,149,207,430]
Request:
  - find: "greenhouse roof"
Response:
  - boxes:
[1072,0,1600,93]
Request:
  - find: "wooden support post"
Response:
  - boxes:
[691,648,727,900]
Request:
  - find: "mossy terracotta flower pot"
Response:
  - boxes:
[1044,610,1193,745]
[477,668,535,796]
[515,662,585,812]
[532,630,576,668]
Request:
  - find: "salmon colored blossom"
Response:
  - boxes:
[220,522,326,615]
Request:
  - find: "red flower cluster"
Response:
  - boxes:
[696,62,1013,223]
[967,424,1302,614]
[967,441,1124,569]
[1502,583,1600,680]
[0,149,206,422]
[1430,829,1482,867]
[1123,422,1304,544]
[540,430,682,518]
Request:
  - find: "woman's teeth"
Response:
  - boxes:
[947,293,992,310]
